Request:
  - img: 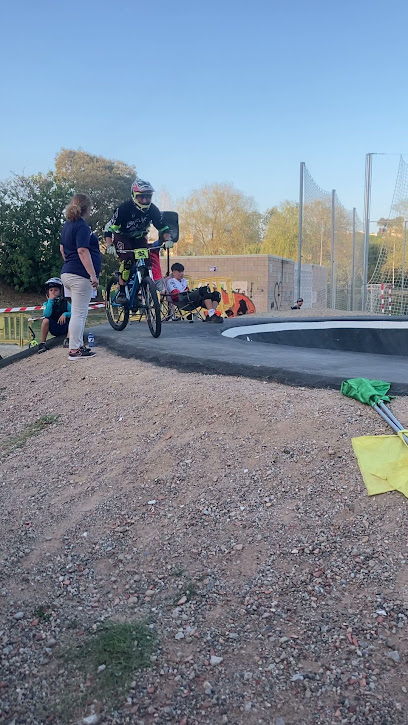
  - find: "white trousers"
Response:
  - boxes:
[61,273,92,350]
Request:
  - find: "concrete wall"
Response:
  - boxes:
[294,263,328,309]
[160,254,297,313]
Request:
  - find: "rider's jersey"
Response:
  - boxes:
[104,200,169,241]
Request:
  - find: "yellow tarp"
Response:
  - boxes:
[352,430,408,498]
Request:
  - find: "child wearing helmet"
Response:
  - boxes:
[104,178,171,304]
[38,278,71,353]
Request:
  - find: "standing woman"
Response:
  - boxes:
[61,194,101,360]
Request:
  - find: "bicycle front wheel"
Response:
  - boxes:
[106,276,130,331]
[141,276,161,338]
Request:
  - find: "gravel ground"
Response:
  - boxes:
[1,346,408,725]
[0,344,25,359]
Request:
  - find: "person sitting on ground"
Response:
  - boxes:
[104,177,171,304]
[291,298,304,310]
[38,277,71,353]
[237,298,249,315]
[166,263,223,323]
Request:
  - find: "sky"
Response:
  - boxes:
[1,0,407,228]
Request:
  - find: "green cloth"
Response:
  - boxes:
[341,377,394,407]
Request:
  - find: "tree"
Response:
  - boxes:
[372,217,406,282]
[0,172,72,292]
[55,149,136,236]
[302,199,332,266]
[262,201,299,258]
[176,183,262,255]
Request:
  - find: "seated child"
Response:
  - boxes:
[38,278,71,353]
[166,263,223,323]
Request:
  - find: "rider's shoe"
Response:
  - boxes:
[116,291,128,305]
[132,298,145,312]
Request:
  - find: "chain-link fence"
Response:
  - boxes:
[368,155,408,314]
[298,163,364,310]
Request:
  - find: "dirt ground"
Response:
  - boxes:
[1,347,408,725]
[0,282,44,308]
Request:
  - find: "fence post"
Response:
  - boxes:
[350,208,356,311]
[362,153,373,310]
[402,220,407,314]
[330,189,336,309]
[297,162,304,301]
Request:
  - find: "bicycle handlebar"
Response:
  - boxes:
[114,242,169,256]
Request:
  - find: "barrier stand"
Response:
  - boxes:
[188,276,235,317]
[0,303,105,349]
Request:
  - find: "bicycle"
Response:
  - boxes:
[105,247,162,338]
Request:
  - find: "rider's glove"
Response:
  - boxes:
[164,240,174,249]
[106,244,117,256]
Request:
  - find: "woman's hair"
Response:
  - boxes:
[65,193,92,222]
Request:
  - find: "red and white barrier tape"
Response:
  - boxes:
[0,303,105,314]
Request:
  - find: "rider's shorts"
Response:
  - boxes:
[113,233,149,263]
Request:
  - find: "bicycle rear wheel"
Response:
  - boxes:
[141,276,161,338]
[106,276,130,331]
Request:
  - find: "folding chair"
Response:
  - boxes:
[161,280,209,322]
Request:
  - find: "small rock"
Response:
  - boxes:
[291,674,304,681]
[175,630,184,640]
[97,664,106,673]
[234,544,244,551]
[210,655,223,665]
[147,500,157,505]
[244,701,252,711]
[203,680,212,694]
[14,612,24,620]
[388,650,400,663]
[83,716,100,725]
[177,596,187,605]
[275,719,286,725]
[305,688,311,699]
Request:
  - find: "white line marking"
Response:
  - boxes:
[222,320,408,339]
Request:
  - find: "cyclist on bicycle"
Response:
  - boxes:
[105,178,171,304]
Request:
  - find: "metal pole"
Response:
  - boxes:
[362,153,373,310]
[297,162,304,301]
[402,220,407,314]
[331,189,336,309]
[351,207,356,311]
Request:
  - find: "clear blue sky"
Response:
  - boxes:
[1,0,407,225]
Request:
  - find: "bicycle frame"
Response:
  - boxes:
[111,249,153,309]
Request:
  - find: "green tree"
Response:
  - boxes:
[368,236,383,281]
[302,198,332,266]
[262,201,299,258]
[177,183,262,255]
[55,149,136,236]
[372,217,406,282]
[0,172,72,292]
